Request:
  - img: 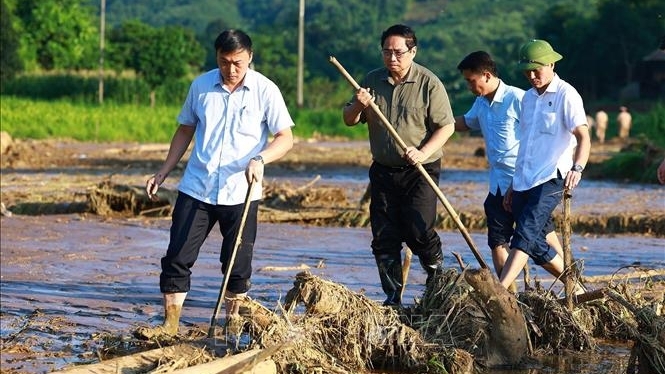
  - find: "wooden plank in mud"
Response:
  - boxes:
[52,342,273,374]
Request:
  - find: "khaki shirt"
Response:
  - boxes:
[355,62,454,167]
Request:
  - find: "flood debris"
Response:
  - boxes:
[30,265,664,374]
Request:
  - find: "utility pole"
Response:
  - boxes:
[297,0,304,108]
[98,0,106,105]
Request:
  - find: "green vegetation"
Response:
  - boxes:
[1,0,664,183]
[2,0,664,107]
[0,96,360,142]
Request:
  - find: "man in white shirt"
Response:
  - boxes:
[137,29,294,339]
[499,40,590,290]
[453,51,563,282]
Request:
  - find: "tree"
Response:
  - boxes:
[109,21,205,106]
[15,0,98,71]
[535,0,665,99]
[200,19,231,71]
[0,0,23,81]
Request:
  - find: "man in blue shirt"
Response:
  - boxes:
[137,29,294,339]
[454,51,562,286]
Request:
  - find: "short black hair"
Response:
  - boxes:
[380,24,417,50]
[457,51,498,77]
[214,29,252,54]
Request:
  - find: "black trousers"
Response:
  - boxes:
[368,160,442,265]
[159,192,258,295]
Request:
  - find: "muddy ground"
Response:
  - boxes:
[1,134,664,373]
[1,135,663,235]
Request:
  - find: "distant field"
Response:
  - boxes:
[0,96,366,142]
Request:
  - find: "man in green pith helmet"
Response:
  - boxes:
[499,39,591,291]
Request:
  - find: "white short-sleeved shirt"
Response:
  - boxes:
[513,74,587,191]
[463,80,523,195]
[177,68,294,205]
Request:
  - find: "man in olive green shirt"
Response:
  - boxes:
[343,24,455,306]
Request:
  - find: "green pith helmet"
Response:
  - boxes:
[517,39,563,70]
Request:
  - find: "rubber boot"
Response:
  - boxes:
[375,254,403,306]
[419,250,443,287]
[224,291,249,349]
[135,292,186,340]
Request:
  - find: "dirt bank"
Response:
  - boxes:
[1,135,663,236]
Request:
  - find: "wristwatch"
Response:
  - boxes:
[571,164,584,173]
[251,155,264,164]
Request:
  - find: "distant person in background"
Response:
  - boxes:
[658,158,665,184]
[617,106,632,140]
[595,110,608,144]
[499,39,590,291]
[453,51,563,281]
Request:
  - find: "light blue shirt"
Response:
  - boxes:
[513,74,587,191]
[177,68,294,205]
[463,80,523,195]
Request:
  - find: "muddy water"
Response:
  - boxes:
[1,213,663,373]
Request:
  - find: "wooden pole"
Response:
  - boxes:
[399,247,412,302]
[98,0,105,105]
[209,180,256,338]
[329,56,488,269]
[562,189,575,310]
[296,0,305,108]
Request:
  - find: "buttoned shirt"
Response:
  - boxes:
[177,68,294,205]
[513,74,587,191]
[463,80,523,195]
[355,62,454,167]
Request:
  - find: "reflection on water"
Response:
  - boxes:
[1,217,663,373]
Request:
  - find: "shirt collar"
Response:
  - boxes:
[381,62,418,85]
[216,68,256,91]
[527,73,561,97]
[492,80,507,104]
[544,73,561,94]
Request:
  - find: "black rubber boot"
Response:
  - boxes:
[375,254,403,306]
[419,250,444,286]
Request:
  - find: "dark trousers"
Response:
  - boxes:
[368,161,442,265]
[159,192,258,295]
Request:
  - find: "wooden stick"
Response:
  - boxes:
[452,252,467,270]
[562,189,575,311]
[208,180,256,338]
[399,247,413,302]
[557,288,607,305]
[583,268,665,283]
[329,56,488,269]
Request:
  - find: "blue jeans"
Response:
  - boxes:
[510,178,563,265]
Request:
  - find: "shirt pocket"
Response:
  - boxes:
[396,104,426,130]
[539,112,557,135]
[237,108,264,138]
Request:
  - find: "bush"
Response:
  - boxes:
[1,73,191,105]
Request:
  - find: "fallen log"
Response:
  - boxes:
[171,348,276,374]
[557,288,607,305]
[52,341,274,374]
[583,269,665,283]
